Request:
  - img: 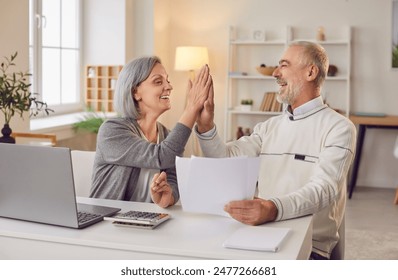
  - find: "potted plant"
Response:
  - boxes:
[72,109,108,151]
[73,109,106,134]
[393,45,398,68]
[240,99,253,111]
[0,52,53,143]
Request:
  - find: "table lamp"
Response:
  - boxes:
[174,46,209,80]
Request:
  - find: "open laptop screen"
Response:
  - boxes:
[0,143,119,228]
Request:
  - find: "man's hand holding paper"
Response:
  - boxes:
[224,198,278,225]
[176,156,260,217]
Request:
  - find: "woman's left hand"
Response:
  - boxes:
[150,171,174,208]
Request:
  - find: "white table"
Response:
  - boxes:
[0,197,313,260]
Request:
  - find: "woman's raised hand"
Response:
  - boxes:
[186,65,212,112]
[179,65,212,128]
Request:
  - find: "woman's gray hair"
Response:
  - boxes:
[289,41,329,89]
[114,56,162,119]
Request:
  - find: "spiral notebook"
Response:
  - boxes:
[223,226,291,252]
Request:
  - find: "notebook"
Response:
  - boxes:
[0,143,121,229]
[223,226,291,252]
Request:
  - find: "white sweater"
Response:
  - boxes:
[196,100,356,257]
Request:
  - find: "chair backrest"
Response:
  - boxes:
[12,132,57,147]
[330,216,345,260]
[70,150,96,197]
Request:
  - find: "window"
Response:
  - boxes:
[29,0,82,115]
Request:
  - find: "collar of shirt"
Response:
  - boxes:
[286,96,324,118]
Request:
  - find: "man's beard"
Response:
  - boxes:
[276,80,303,105]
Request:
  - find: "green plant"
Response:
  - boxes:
[0,52,53,124]
[73,109,106,134]
[393,45,398,68]
[241,99,253,105]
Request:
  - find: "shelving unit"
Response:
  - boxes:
[225,26,351,141]
[289,26,352,117]
[85,65,123,112]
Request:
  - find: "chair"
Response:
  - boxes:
[330,216,345,260]
[70,150,96,197]
[11,132,56,147]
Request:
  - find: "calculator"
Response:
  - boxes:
[104,210,171,229]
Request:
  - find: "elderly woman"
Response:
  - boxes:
[90,56,212,208]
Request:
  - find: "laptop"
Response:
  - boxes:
[0,143,121,229]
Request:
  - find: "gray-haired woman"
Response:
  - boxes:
[90,56,212,208]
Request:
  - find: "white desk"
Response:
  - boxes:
[0,197,313,260]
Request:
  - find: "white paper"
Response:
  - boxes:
[223,226,291,252]
[176,156,260,216]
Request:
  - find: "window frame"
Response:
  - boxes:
[29,0,84,117]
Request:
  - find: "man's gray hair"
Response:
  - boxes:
[113,56,162,119]
[289,41,329,88]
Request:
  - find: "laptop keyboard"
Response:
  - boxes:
[78,211,101,224]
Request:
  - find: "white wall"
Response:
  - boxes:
[156,0,398,189]
[83,0,156,65]
[83,0,126,65]
[131,0,155,58]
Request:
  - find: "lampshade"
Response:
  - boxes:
[174,46,209,71]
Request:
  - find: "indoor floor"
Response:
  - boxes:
[345,186,398,260]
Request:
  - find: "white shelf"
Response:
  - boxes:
[325,76,349,81]
[229,75,275,80]
[290,39,350,45]
[230,40,286,45]
[225,25,352,142]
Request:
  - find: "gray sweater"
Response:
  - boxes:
[89,117,191,202]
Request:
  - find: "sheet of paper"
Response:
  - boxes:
[176,156,260,216]
[223,226,291,252]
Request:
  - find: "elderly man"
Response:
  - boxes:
[195,41,356,260]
